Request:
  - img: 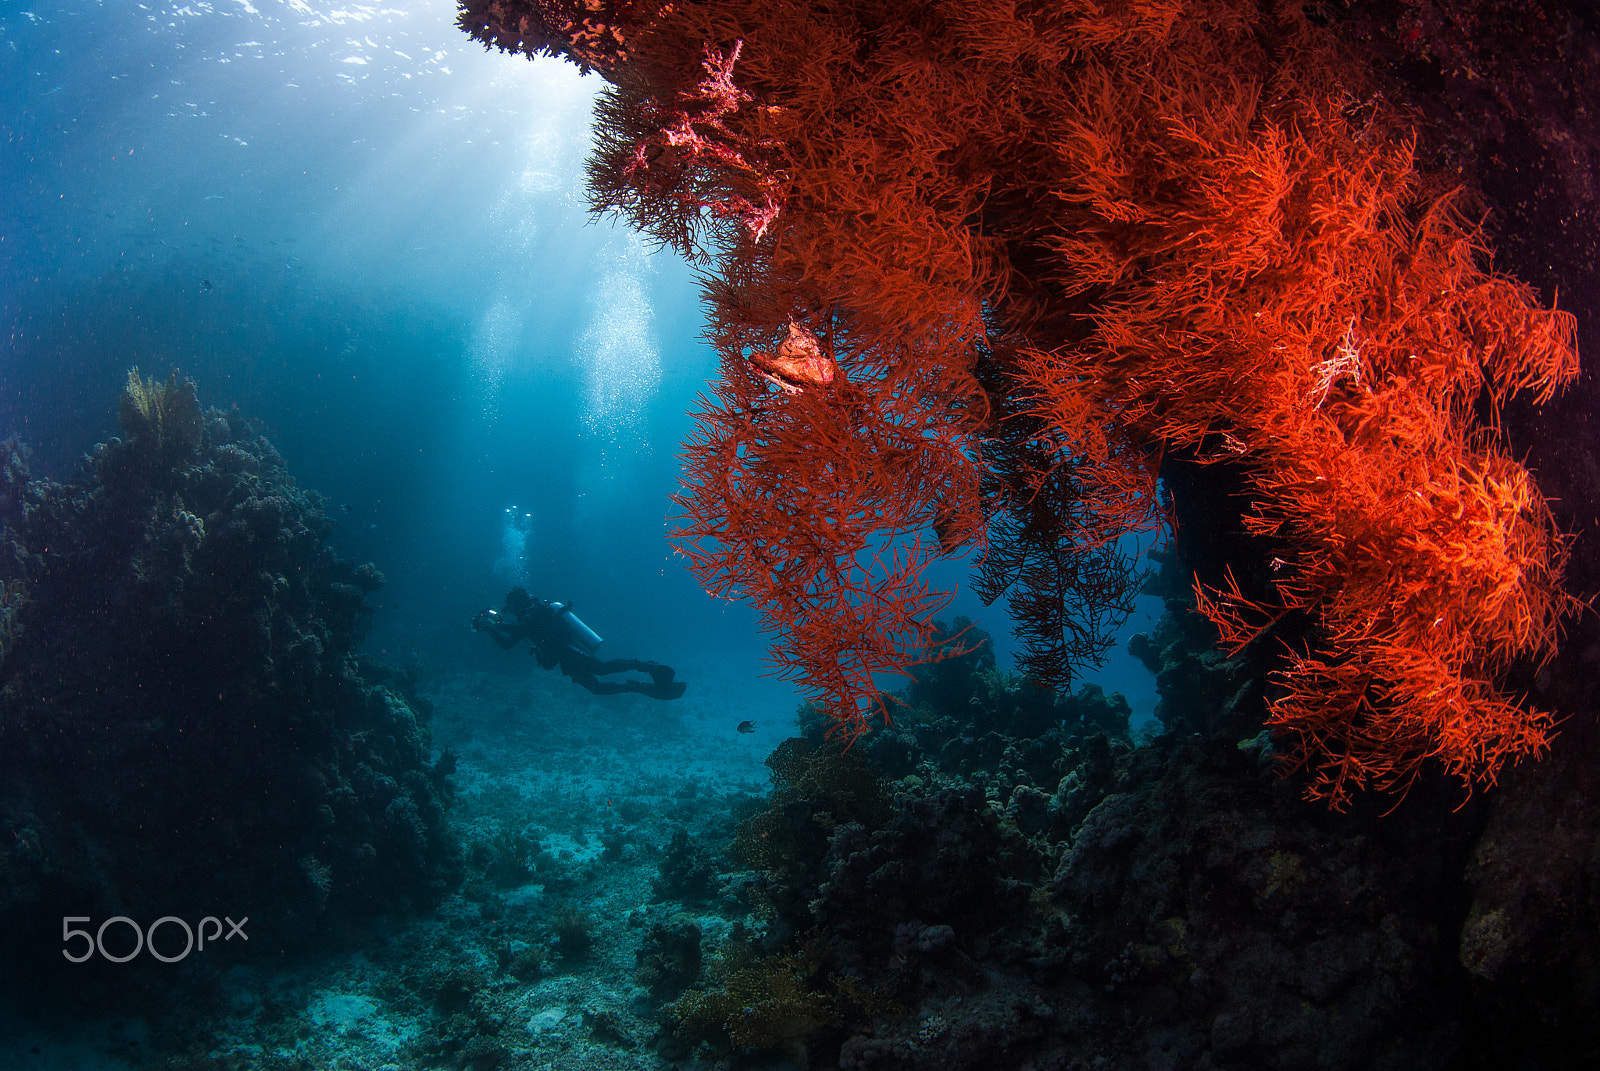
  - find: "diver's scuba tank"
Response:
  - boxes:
[547,601,604,655]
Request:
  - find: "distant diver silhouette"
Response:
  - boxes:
[473,586,686,700]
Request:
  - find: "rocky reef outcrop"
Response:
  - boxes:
[0,371,459,1000]
[655,598,1599,1069]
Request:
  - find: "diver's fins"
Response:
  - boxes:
[646,680,686,701]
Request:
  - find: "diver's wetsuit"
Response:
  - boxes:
[475,589,685,700]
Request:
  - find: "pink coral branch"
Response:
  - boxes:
[623,39,784,241]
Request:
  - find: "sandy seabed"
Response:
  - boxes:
[2,659,799,1071]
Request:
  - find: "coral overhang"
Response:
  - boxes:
[463,0,1579,806]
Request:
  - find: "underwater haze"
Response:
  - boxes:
[4,0,786,700]
[0,0,1159,718]
[9,2,1600,1069]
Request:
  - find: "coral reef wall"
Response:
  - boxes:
[456,1,1600,1064]
[0,373,459,992]
[1328,0,1600,1022]
[461,0,1583,813]
[640,622,1595,1069]
[649,641,1464,1068]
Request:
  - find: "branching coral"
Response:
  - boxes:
[119,366,203,464]
[456,0,668,72]
[675,354,986,735]
[667,935,837,1061]
[466,0,1579,805]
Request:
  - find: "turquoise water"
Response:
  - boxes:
[0,0,1158,716]
[2,0,786,694]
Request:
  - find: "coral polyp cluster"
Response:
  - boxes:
[467,0,1579,806]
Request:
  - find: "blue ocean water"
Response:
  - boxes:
[0,0,1159,718]
[1,0,777,700]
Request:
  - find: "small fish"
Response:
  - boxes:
[736,720,756,734]
[199,279,213,293]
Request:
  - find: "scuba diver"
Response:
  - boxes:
[472,587,686,700]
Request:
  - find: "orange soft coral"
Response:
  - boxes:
[474,0,1579,801]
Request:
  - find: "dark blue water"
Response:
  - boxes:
[0,0,1156,717]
